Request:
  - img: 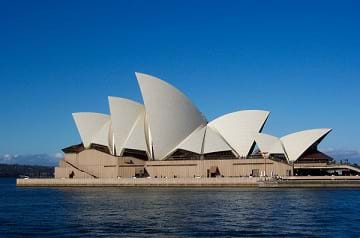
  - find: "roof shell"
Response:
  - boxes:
[208,110,270,157]
[255,133,286,156]
[72,112,111,149]
[175,126,206,154]
[203,127,233,154]
[122,109,148,153]
[281,128,332,162]
[108,96,145,155]
[136,72,207,160]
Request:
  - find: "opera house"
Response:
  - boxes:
[55,73,360,179]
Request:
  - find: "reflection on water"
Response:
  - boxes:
[1,178,360,237]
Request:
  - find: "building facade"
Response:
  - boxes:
[55,73,359,179]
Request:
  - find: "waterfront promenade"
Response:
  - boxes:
[17,177,259,187]
[16,176,360,188]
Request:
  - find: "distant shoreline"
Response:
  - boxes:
[0,164,54,178]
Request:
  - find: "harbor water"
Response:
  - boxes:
[1,178,360,237]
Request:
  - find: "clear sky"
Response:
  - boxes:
[1,0,359,164]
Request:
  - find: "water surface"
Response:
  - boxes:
[0,178,359,237]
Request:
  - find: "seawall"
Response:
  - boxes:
[16,177,259,187]
[16,176,360,188]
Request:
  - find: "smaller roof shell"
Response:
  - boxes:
[175,126,207,154]
[122,110,148,153]
[255,133,286,156]
[203,127,233,154]
[108,96,145,156]
[281,128,332,162]
[72,112,110,149]
[208,110,270,157]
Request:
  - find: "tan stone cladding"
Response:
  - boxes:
[55,149,292,179]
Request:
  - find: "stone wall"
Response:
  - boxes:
[55,149,292,179]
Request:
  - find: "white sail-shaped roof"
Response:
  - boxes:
[122,110,148,152]
[176,126,206,154]
[144,114,153,158]
[136,72,207,160]
[72,112,110,148]
[255,133,285,155]
[281,128,332,162]
[203,127,233,154]
[92,120,111,148]
[108,96,145,156]
[208,110,270,157]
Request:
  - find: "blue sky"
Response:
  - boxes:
[0,0,359,164]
